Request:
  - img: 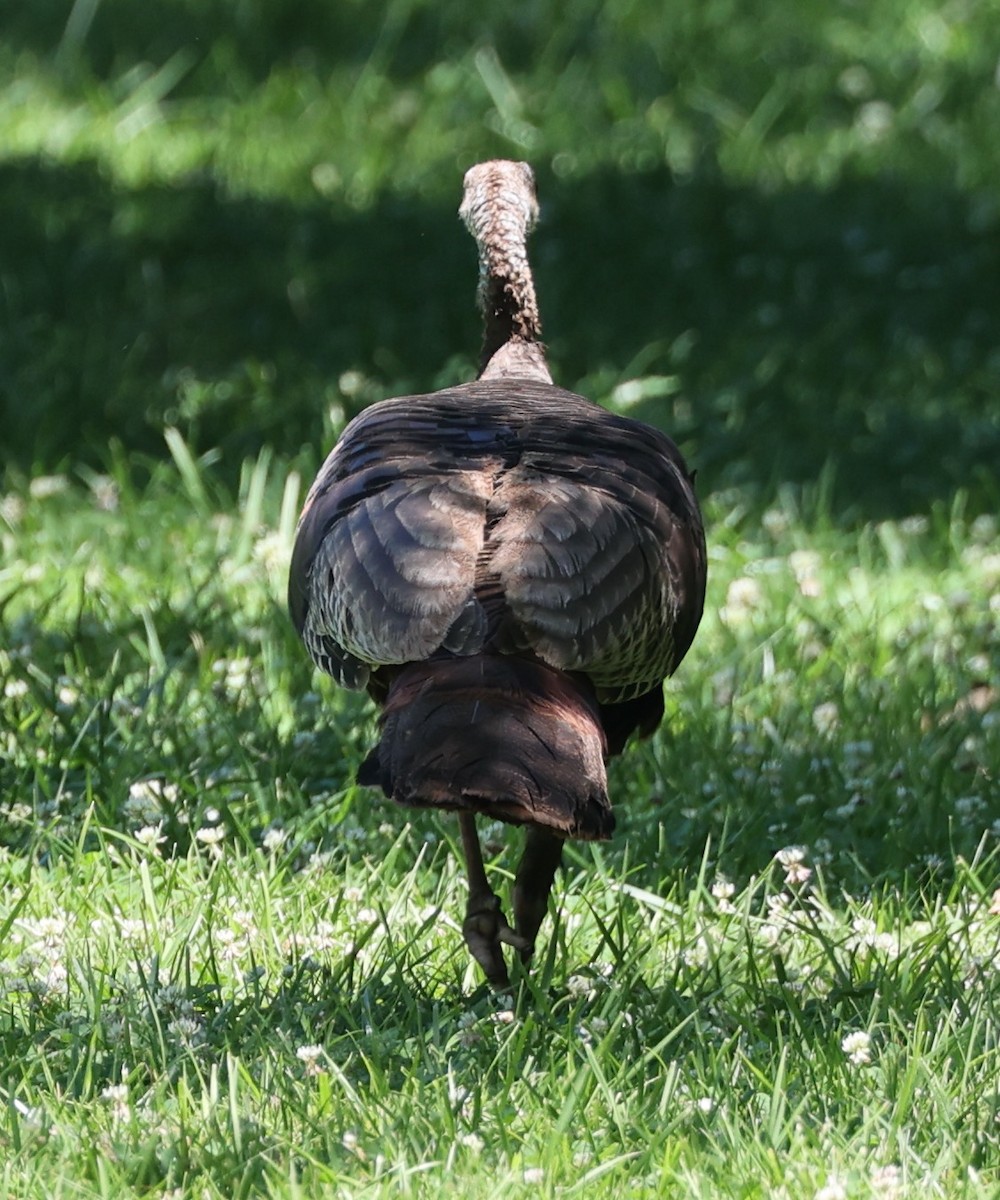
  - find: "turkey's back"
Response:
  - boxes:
[288,379,706,836]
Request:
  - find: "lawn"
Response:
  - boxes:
[2,2,1000,1196]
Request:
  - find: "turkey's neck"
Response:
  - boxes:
[475,236,548,381]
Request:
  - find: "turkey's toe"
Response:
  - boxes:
[463,892,530,989]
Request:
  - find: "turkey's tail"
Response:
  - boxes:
[358,656,613,840]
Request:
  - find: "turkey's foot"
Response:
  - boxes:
[463,888,529,989]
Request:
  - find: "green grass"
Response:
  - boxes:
[2,456,998,1197]
[2,1,1000,1196]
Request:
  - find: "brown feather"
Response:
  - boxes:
[358,657,613,840]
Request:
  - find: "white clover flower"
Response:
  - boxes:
[262,827,288,852]
[168,1016,205,1046]
[133,824,165,850]
[115,917,146,942]
[720,576,764,625]
[523,1167,545,1185]
[309,921,338,953]
[195,825,226,845]
[856,100,895,143]
[4,679,28,700]
[214,928,248,962]
[728,576,763,607]
[971,514,998,541]
[841,1030,872,1065]
[762,508,789,536]
[0,493,25,525]
[2,801,33,824]
[695,1096,715,1113]
[776,846,812,887]
[457,1132,484,1152]
[88,475,119,512]
[682,938,710,969]
[789,550,823,597]
[296,1044,326,1076]
[101,1081,131,1122]
[871,933,899,958]
[23,915,68,949]
[812,702,840,735]
[711,878,735,901]
[759,922,782,947]
[849,916,877,948]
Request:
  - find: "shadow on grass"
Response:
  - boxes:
[2,156,998,519]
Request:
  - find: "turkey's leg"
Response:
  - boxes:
[458,812,528,988]
[513,828,564,962]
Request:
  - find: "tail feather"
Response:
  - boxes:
[358,656,613,840]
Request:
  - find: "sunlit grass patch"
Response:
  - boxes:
[2,444,999,1196]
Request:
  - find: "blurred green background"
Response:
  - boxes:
[3,0,999,520]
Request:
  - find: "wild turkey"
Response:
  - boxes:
[289,161,706,988]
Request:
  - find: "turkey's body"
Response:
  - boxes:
[290,382,704,840]
[289,161,706,987]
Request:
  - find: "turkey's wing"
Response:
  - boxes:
[488,468,675,701]
[294,463,492,688]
